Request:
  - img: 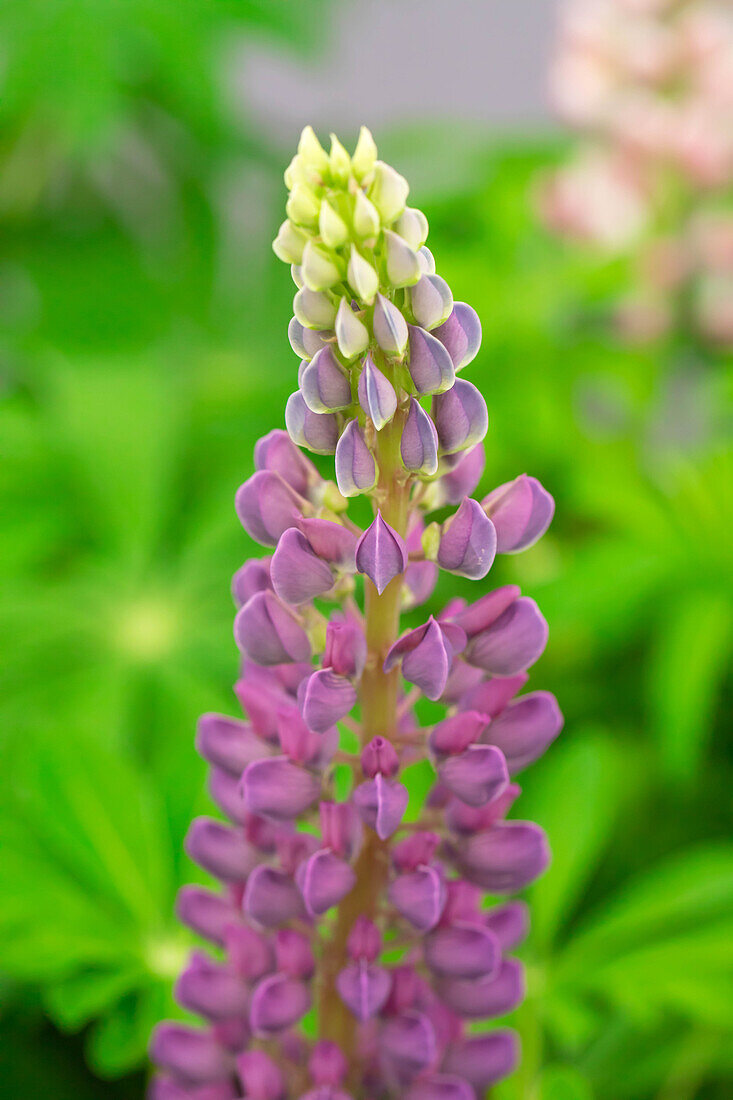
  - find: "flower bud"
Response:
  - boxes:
[353,189,381,238]
[334,297,369,359]
[480,690,563,772]
[368,161,409,223]
[273,219,308,264]
[424,922,500,980]
[346,916,382,962]
[429,710,489,757]
[285,392,339,455]
[437,443,485,505]
[175,952,249,1020]
[393,207,429,250]
[297,125,330,174]
[459,821,550,892]
[407,325,455,395]
[482,473,555,553]
[271,527,335,604]
[225,924,275,982]
[466,596,548,675]
[298,518,357,570]
[300,347,352,413]
[320,800,362,859]
[328,133,352,184]
[417,245,436,274]
[255,428,319,493]
[319,201,349,248]
[234,590,311,666]
[299,668,357,733]
[236,470,304,547]
[388,864,446,931]
[351,125,378,180]
[242,756,321,821]
[286,183,321,229]
[438,744,509,807]
[484,902,529,951]
[309,1040,349,1087]
[250,973,311,1035]
[353,774,409,839]
[294,286,338,330]
[392,831,440,872]
[237,1051,286,1100]
[433,378,488,453]
[196,713,272,775]
[288,317,329,360]
[409,274,453,330]
[401,398,439,475]
[297,849,357,915]
[355,511,408,594]
[381,1011,436,1081]
[384,617,466,701]
[275,928,315,979]
[437,497,497,580]
[361,735,399,778]
[150,1024,233,1084]
[335,420,377,497]
[358,353,397,430]
[373,292,408,356]
[347,245,379,303]
[442,1030,519,1090]
[244,865,306,928]
[302,240,343,292]
[433,302,482,370]
[383,228,421,287]
[324,618,367,677]
[185,818,260,882]
[436,958,524,1020]
[451,584,520,637]
[336,960,391,1020]
[404,1076,475,1100]
[175,885,240,947]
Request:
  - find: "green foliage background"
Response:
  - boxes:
[1,3,731,1097]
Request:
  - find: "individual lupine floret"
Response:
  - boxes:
[150,126,561,1100]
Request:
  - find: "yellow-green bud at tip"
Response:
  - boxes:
[368,161,409,224]
[319,201,349,248]
[272,219,307,265]
[297,125,330,175]
[347,245,379,304]
[394,207,429,251]
[335,297,370,360]
[351,125,378,180]
[286,183,321,228]
[329,134,352,186]
[353,189,381,239]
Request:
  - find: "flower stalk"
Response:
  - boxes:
[150,126,562,1100]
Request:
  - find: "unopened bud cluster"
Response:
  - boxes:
[150,127,562,1100]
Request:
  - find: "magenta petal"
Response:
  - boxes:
[429,710,488,756]
[242,756,320,821]
[424,921,500,979]
[442,1029,519,1089]
[355,511,408,594]
[346,916,382,963]
[309,1040,349,1087]
[275,928,315,979]
[254,428,318,495]
[324,619,367,678]
[439,443,486,505]
[271,528,334,605]
[439,744,509,807]
[353,775,409,839]
[299,668,357,733]
[437,497,496,580]
[432,302,482,370]
[300,347,352,413]
[336,960,391,1021]
[250,974,310,1035]
[297,849,357,915]
[175,886,239,947]
[185,818,259,882]
[298,518,357,569]
[358,353,397,430]
[481,691,563,772]
[433,378,488,454]
[407,325,455,395]
[208,766,246,824]
[385,617,464,701]
[459,821,550,892]
[437,958,524,1019]
[175,952,248,1020]
[401,397,439,474]
[319,801,363,860]
[335,420,377,497]
[389,865,446,931]
[196,713,271,776]
[285,391,339,454]
[150,1024,232,1083]
[467,597,549,675]
[451,584,521,637]
[243,865,306,927]
[381,1011,436,1080]
[446,783,521,835]
[361,735,400,778]
[404,1074,474,1100]
[461,672,528,716]
[234,591,311,666]
[232,558,272,607]
[236,1051,285,1100]
[404,560,439,607]
[484,902,530,951]
[236,471,303,547]
[150,1079,238,1100]
[225,924,275,982]
[483,473,555,553]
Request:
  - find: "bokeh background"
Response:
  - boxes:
[1,2,731,1097]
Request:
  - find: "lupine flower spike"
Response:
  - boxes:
[150,126,562,1100]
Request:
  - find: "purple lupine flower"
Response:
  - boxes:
[150,127,561,1100]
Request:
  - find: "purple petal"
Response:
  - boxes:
[300,347,352,413]
[432,378,488,454]
[236,1051,285,1100]
[236,471,303,547]
[276,704,333,766]
[324,618,367,678]
[361,735,400,778]
[298,668,357,734]
[483,473,555,553]
[404,1074,474,1100]
[175,886,240,947]
[309,1040,349,1086]
[373,292,409,355]
[432,302,482,370]
[437,958,524,1019]
[407,325,455,395]
[271,527,334,605]
[298,518,357,569]
[385,617,464,701]
[254,429,318,495]
[353,775,409,839]
[451,584,521,638]
[355,511,408,594]
[185,818,259,882]
[288,316,329,361]
[446,783,521,835]
[208,766,247,824]
[243,865,306,927]
[335,420,377,497]
[442,1029,519,1089]
[389,865,446,931]
[150,1079,238,1100]
[439,744,509,807]
[481,691,563,772]
[297,849,356,915]
[275,928,315,979]
[380,1011,436,1080]
[336,960,391,1021]
[358,353,398,430]
[234,591,311,666]
[438,443,486,505]
[346,916,382,962]
[250,974,310,1035]
[483,902,530,951]
[285,391,339,455]
[392,831,441,873]
[196,713,271,775]
[232,558,272,607]
[175,952,248,1020]
[150,1024,232,1083]
[224,924,275,982]
[242,756,320,821]
[404,560,439,608]
[439,660,485,704]
[401,398,439,474]
[319,801,363,860]
[429,710,489,756]
[459,821,550,892]
[466,597,549,675]
[409,274,454,330]
[424,921,500,980]
[461,672,528,716]
[437,497,496,579]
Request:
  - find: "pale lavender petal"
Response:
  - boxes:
[467,597,549,675]
[298,518,357,569]
[242,756,320,821]
[196,713,271,775]
[358,353,397,430]
[232,558,272,607]
[432,302,482,370]
[481,691,563,772]
[404,1074,474,1100]
[437,958,524,1019]
[234,591,311,666]
[236,1050,285,1100]
[433,378,488,454]
[236,471,303,547]
[288,316,329,361]
[424,922,500,980]
[243,865,306,927]
[373,292,409,355]
[442,1030,519,1089]
[407,325,455,395]
[355,511,408,594]
[185,818,259,882]
[250,974,310,1034]
[380,1011,436,1080]
[298,668,357,734]
[271,527,334,604]
[286,391,339,455]
[175,886,240,947]
[389,865,446,931]
[451,585,520,638]
[336,960,391,1021]
[353,775,409,839]
[459,821,550,892]
[150,1024,232,1083]
[175,952,248,1019]
[297,849,357,915]
[439,744,509,807]
[300,347,352,413]
[438,443,485,505]
[437,497,496,580]
[335,420,377,497]
[409,274,454,330]
[401,398,439,474]
[483,902,530,951]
